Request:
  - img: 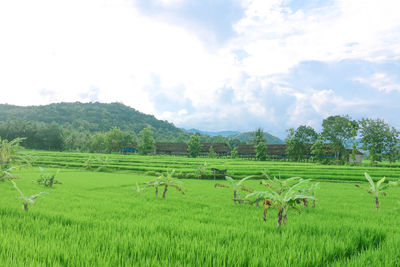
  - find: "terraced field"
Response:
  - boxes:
[1,152,400,266]
[31,151,400,182]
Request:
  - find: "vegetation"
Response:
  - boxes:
[247,177,316,227]
[36,167,61,187]
[286,125,318,161]
[139,170,184,198]
[11,180,48,211]
[187,135,201,158]
[1,166,399,266]
[355,172,392,210]
[214,176,254,203]
[359,118,399,166]
[322,115,357,162]
[253,128,267,161]
[138,126,155,155]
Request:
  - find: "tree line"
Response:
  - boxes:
[284,115,399,165]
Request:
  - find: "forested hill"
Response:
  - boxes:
[0,102,182,137]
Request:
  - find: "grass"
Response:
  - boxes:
[1,164,400,266]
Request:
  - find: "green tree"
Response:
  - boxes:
[230,147,239,158]
[89,133,107,153]
[322,115,356,162]
[359,118,398,166]
[214,176,254,203]
[208,146,216,158]
[253,128,267,161]
[105,127,135,153]
[311,136,329,164]
[187,135,201,158]
[138,126,155,155]
[286,126,318,161]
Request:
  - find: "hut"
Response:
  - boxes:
[200,143,231,157]
[155,142,188,156]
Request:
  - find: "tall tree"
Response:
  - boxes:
[322,115,356,162]
[285,125,318,161]
[359,118,399,166]
[187,135,201,158]
[138,126,155,155]
[253,128,267,161]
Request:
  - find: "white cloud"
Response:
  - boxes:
[355,73,400,93]
[0,0,399,134]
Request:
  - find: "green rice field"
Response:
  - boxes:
[1,152,400,266]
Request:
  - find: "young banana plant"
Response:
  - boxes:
[36,167,62,187]
[11,181,48,211]
[355,172,391,210]
[141,170,184,198]
[215,176,254,203]
[247,178,316,227]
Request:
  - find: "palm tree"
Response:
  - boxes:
[215,176,254,203]
[11,181,48,211]
[247,178,315,227]
[355,172,391,210]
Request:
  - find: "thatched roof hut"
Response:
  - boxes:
[155,142,188,156]
[200,143,231,156]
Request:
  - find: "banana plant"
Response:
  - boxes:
[215,176,254,203]
[141,170,184,198]
[36,167,62,187]
[355,172,391,210]
[0,137,31,181]
[247,178,316,227]
[11,181,48,211]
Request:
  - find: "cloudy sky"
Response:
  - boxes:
[1,0,400,138]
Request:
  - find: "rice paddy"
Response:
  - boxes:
[1,152,400,266]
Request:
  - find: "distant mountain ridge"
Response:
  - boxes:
[0,102,284,144]
[184,129,241,137]
[227,132,284,144]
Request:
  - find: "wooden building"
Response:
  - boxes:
[155,142,188,156]
[200,143,231,157]
[237,144,363,162]
[155,142,231,157]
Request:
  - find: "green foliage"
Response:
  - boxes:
[139,170,184,198]
[322,115,356,162]
[214,175,254,202]
[310,136,331,164]
[11,180,48,211]
[253,128,267,161]
[359,118,399,166]
[286,126,318,162]
[355,172,393,210]
[195,162,208,179]
[187,135,201,158]
[36,167,61,187]
[247,177,316,226]
[0,137,30,181]
[230,147,239,158]
[208,146,216,158]
[138,126,155,155]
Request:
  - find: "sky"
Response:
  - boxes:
[1,0,400,138]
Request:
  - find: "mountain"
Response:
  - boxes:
[0,102,183,138]
[227,131,284,144]
[184,129,241,137]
